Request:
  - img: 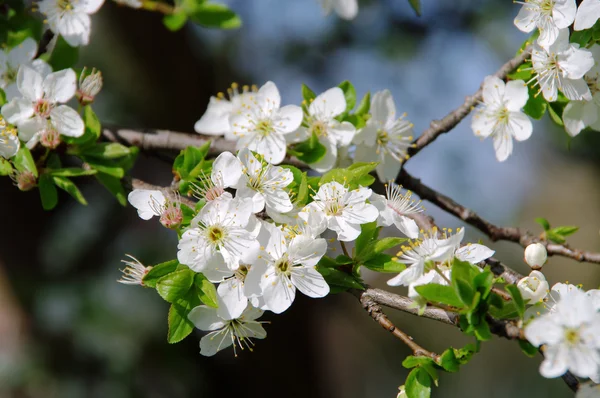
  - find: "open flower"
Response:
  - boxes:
[177,197,259,272]
[517,271,550,303]
[193,151,242,202]
[0,117,19,159]
[1,66,84,148]
[302,181,378,241]
[574,0,600,31]
[532,29,594,102]
[370,183,422,239]
[230,81,303,164]
[244,227,328,314]
[0,38,52,101]
[525,287,600,381]
[471,76,532,162]
[195,83,258,139]
[297,87,356,172]
[188,305,266,357]
[39,0,105,47]
[127,189,183,229]
[514,0,576,48]
[353,90,414,182]
[318,0,358,20]
[216,264,255,320]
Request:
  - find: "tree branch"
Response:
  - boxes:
[402,46,531,164]
[398,169,600,265]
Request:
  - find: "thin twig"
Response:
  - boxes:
[35,30,55,58]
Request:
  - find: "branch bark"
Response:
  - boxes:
[402,46,531,165]
[398,169,600,265]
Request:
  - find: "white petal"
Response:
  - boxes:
[212,151,242,188]
[370,90,396,124]
[514,6,537,33]
[553,0,577,28]
[43,69,77,103]
[560,77,592,101]
[504,80,529,111]
[194,97,233,135]
[199,330,233,357]
[574,0,600,30]
[387,261,424,286]
[188,305,225,331]
[539,344,570,378]
[1,98,34,125]
[17,65,43,101]
[493,132,513,162]
[288,236,327,267]
[262,272,295,314]
[50,105,85,137]
[482,76,505,105]
[508,112,533,141]
[471,109,497,138]
[127,189,165,220]
[328,121,356,147]
[309,137,337,172]
[392,216,420,239]
[563,47,595,80]
[309,87,346,119]
[0,132,19,159]
[82,0,105,14]
[455,244,495,264]
[376,152,402,183]
[257,81,281,110]
[30,59,52,79]
[333,0,358,19]
[264,188,293,213]
[563,100,589,137]
[7,38,37,66]
[291,266,330,298]
[342,202,379,225]
[17,117,45,143]
[275,105,303,134]
[329,215,361,241]
[525,316,563,346]
[217,278,248,320]
[59,13,92,47]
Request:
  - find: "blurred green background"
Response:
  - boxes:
[1,0,599,397]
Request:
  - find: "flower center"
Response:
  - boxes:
[324,198,344,216]
[57,0,74,11]
[275,255,292,275]
[208,225,226,244]
[1,66,17,86]
[585,75,599,96]
[376,129,389,146]
[160,202,183,229]
[564,328,580,345]
[40,128,61,149]
[235,264,249,281]
[255,119,274,137]
[34,99,53,118]
[310,120,328,138]
[539,0,554,14]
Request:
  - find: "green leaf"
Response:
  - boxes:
[451,259,478,307]
[355,92,370,116]
[156,269,195,303]
[95,172,127,206]
[547,101,565,126]
[13,146,37,177]
[0,158,13,176]
[408,0,422,16]
[489,300,519,319]
[317,266,364,292]
[472,270,494,299]
[296,172,309,205]
[415,284,464,308]
[535,217,550,231]
[142,259,179,288]
[194,273,218,308]
[438,349,460,372]
[52,176,87,205]
[335,255,353,265]
[355,222,378,256]
[291,132,327,164]
[508,61,533,81]
[347,161,378,180]
[518,340,538,357]
[38,174,58,210]
[473,320,493,341]
[402,356,435,369]
[174,142,211,179]
[301,84,316,102]
[523,85,547,120]
[405,368,431,398]
[506,285,525,319]
[163,12,188,31]
[82,143,131,159]
[570,29,593,47]
[167,290,201,344]
[0,88,6,107]
[48,36,79,70]
[551,226,578,237]
[358,237,406,262]
[363,254,407,273]
[337,80,356,113]
[190,3,242,29]
[48,167,97,177]
[545,230,566,244]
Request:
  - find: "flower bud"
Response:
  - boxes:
[159,201,183,229]
[40,128,61,149]
[11,170,37,191]
[524,243,547,269]
[76,67,103,106]
[517,270,549,303]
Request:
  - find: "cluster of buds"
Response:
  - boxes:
[76,67,103,106]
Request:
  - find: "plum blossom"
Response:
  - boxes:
[244,227,328,314]
[563,45,600,136]
[525,283,600,321]
[0,38,52,101]
[127,189,183,229]
[517,271,550,303]
[39,0,105,47]
[177,197,259,273]
[525,287,600,381]
[353,90,414,182]
[370,183,422,239]
[531,29,594,102]
[195,83,257,139]
[514,0,576,48]
[188,305,266,356]
[574,0,600,31]
[230,81,303,164]
[1,66,84,148]
[471,76,532,162]
[0,117,19,159]
[318,0,358,20]
[117,255,150,286]
[193,151,242,202]
[302,181,378,241]
[297,87,356,172]
[216,264,255,320]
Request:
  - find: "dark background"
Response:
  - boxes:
[1,0,599,397]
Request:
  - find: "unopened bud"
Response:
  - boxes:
[160,201,183,229]
[76,67,103,106]
[524,243,547,269]
[40,128,61,149]
[11,170,37,191]
[517,270,549,303]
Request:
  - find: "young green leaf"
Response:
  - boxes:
[0,158,13,176]
[551,226,578,237]
[405,368,431,398]
[355,222,378,256]
[190,3,242,29]
[95,172,127,206]
[48,168,97,177]
[49,36,79,70]
[156,269,195,303]
[142,260,179,288]
[415,284,464,308]
[82,143,131,159]
[38,174,58,210]
[163,12,188,31]
[301,84,316,102]
[13,146,38,177]
[506,285,525,318]
[355,92,371,116]
[167,290,201,344]
[291,132,327,164]
[52,176,87,205]
[402,355,435,369]
[337,80,356,113]
[194,273,218,308]
[535,217,550,231]
[316,266,364,292]
[518,340,538,357]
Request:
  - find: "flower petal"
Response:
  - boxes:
[188,305,226,331]
[309,87,346,119]
[1,98,34,125]
[58,13,92,47]
[43,69,77,103]
[493,131,513,162]
[199,330,233,357]
[17,116,44,143]
[370,89,396,124]
[291,266,330,298]
[574,0,600,30]
[217,278,248,320]
[7,37,37,66]
[50,105,85,137]
[508,111,533,141]
[504,80,529,111]
[276,104,303,134]
[482,75,505,105]
[17,65,43,101]
[0,132,19,159]
[212,151,243,188]
[455,244,495,264]
[127,189,165,220]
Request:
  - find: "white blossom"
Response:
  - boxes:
[188,305,266,357]
[574,0,600,31]
[532,29,594,102]
[244,227,329,314]
[353,90,413,181]
[39,0,105,47]
[127,189,183,228]
[370,183,422,239]
[514,0,576,48]
[216,264,253,320]
[563,45,600,136]
[0,117,19,159]
[1,66,84,148]
[195,83,257,139]
[230,81,303,164]
[193,151,242,202]
[0,38,51,101]
[517,271,550,303]
[318,0,358,20]
[524,242,548,269]
[302,181,378,242]
[471,76,532,162]
[525,287,600,381]
[177,197,259,276]
[297,87,356,172]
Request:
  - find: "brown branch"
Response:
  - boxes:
[402,46,531,164]
[398,169,600,265]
